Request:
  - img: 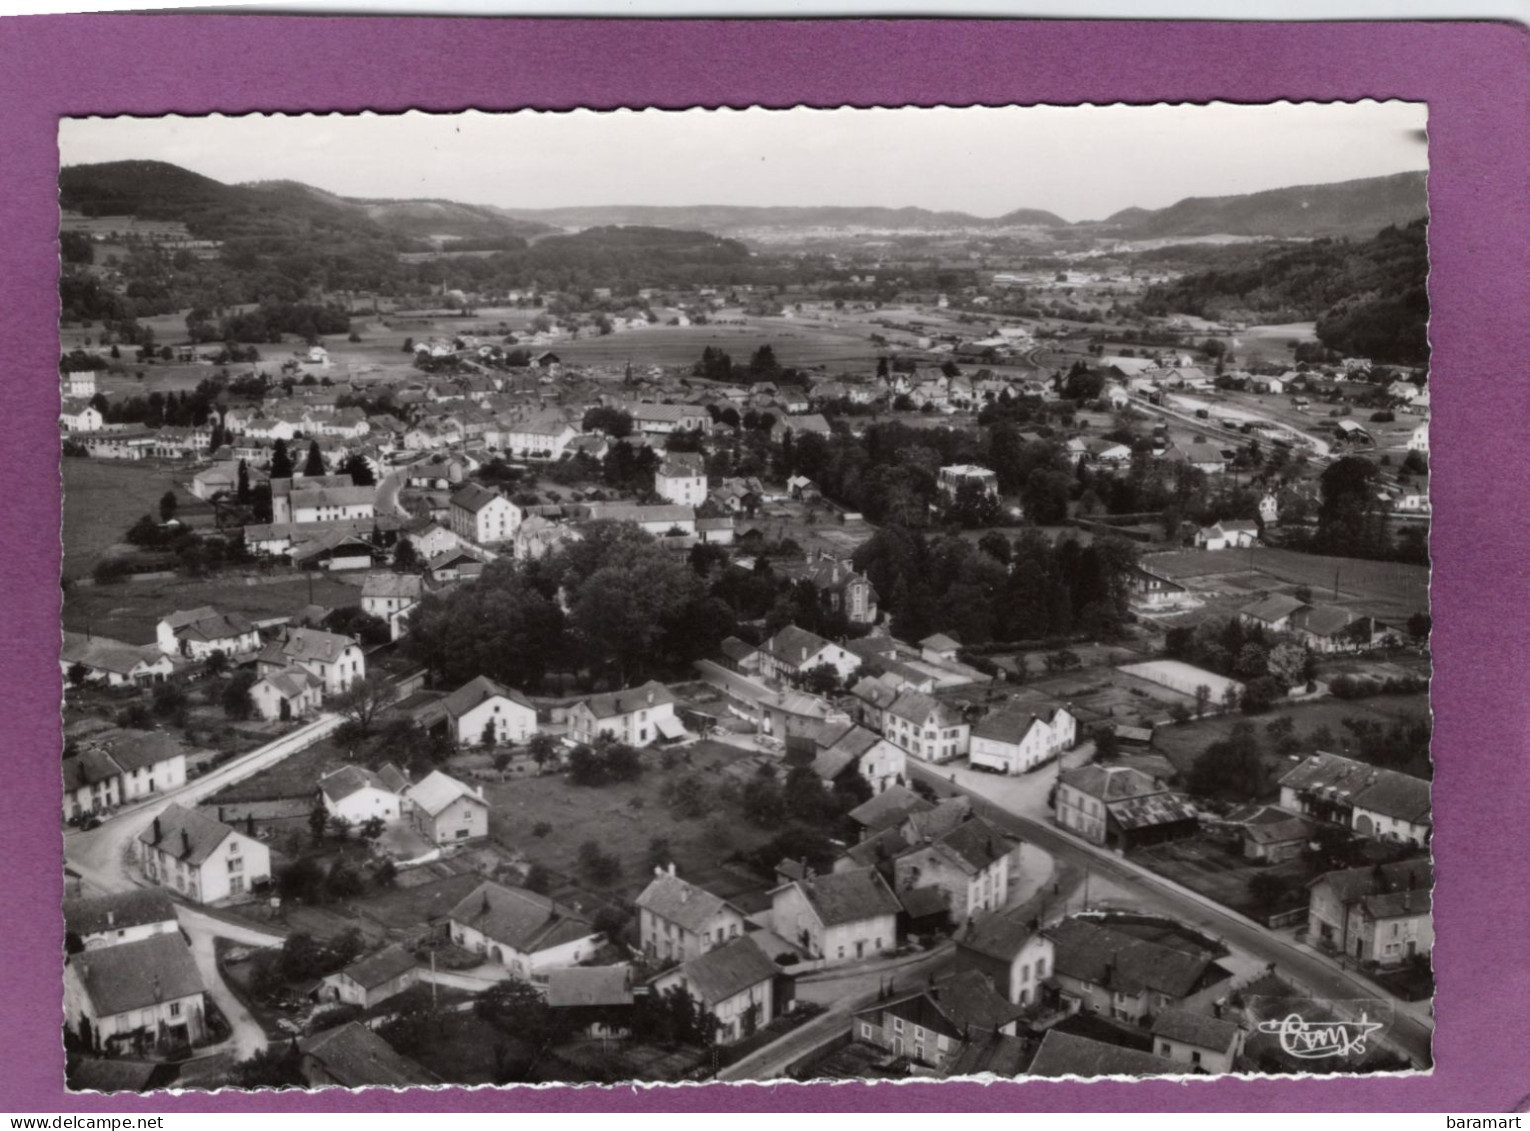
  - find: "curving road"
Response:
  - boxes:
[906,759,1433,1070]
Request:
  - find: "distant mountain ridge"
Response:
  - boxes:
[59,160,1428,244]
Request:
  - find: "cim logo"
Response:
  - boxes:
[1254,1012,1386,1060]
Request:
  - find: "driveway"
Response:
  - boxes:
[179,905,284,1061]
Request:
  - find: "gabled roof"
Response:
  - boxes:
[1060,764,1167,804]
[546,965,634,1008]
[450,482,509,514]
[85,730,189,773]
[1044,915,1228,1001]
[1278,751,1431,825]
[854,969,1023,1037]
[69,933,205,1017]
[956,907,1041,964]
[920,633,961,652]
[972,707,1050,746]
[917,817,1014,875]
[299,1021,439,1088]
[578,680,676,721]
[257,666,323,701]
[673,935,778,1006]
[1027,1030,1179,1078]
[290,485,375,510]
[64,888,178,939]
[1239,594,1307,624]
[850,674,901,710]
[446,880,595,955]
[635,871,740,935]
[136,803,237,866]
[404,770,486,817]
[63,749,124,792]
[277,626,358,666]
[360,572,423,600]
[848,784,932,833]
[439,674,533,720]
[1309,857,1432,907]
[658,452,706,477]
[887,690,957,727]
[946,1031,1032,1077]
[1151,1007,1243,1053]
[333,945,417,990]
[162,606,256,642]
[319,764,404,804]
[781,867,901,927]
[61,632,165,676]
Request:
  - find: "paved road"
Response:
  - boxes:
[64,712,343,1064]
[1131,392,1333,457]
[375,467,411,519]
[907,760,1433,1069]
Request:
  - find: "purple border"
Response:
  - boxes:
[4,15,1528,1113]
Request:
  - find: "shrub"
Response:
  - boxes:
[532,821,553,837]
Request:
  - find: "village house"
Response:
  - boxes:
[883,691,971,764]
[1163,440,1229,475]
[1195,519,1260,550]
[1306,858,1432,965]
[851,969,1023,1072]
[1237,593,1308,633]
[953,908,1056,1007]
[63,888,180,952]
[439,674,538,747]
[891,815,1015,926]
[1151,1008,1246,1074]
[319,945,420,1010]
[582,502,698,538]
[257,626,365,697]
[1054,764,1198,850]
[770,867,901,965]
[500,416,579,460]
[635,866,750,964]
[1044,913,1235,1024]
[1028,1030,1180,1078]
[249,666,324,722]
[360,571,424,640]
[449,482,523,545]
[969,706,1077,775]
[800,555,879,625]
[757,624,862,685]
[404,769,490,844]
[1278,751,1431,847]
[650,934,780,1046]
[137,803,271,904]
[446,880,602,981]
[626,402,711,435]
[155,607,261,661]
[847,784,935,841]
[810,723,907,795]
[64,933,207,1057]
[937,464,1000,499]
[1408,420,1430,454]
[848,672,903,731]
[545,966,636,1040]
[654,451,708,507]
[61,632,174,688]
[567,680,682,748]
[298,1021,439,1089]
[63,749,124,820]
[317,763,410,826]
[88,731,189,804]
[1221,803,1317,864]
[63,369,98,398]
[59,398,105,433]
[289,484,376,525]
[1287,604,1388,654]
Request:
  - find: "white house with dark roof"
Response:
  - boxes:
[63,749,124,820]
[757,624,861,685]
[969,705,1076,775]
[1044,913,1234,1024]
[90,730,189,803]
[446,879,602,981]
[449,482,523,545]
[1306,858,1432,965]
[318,763,410,826]
[137,803,270,904]
[583,502,698,537]
[249,667,324,722]
[810,722,905,795]
[155,606,261,660]
[1195,519,1259,550]
[404,769,489,844]
[439,674,538,747]
[1152,1008,1246,1074]
[1278,751,1431,847]
[59,398,104,433]
[61,632,174,688]
[655,452,708,507]
[650,934,779,1045]
[891,815,1015,926]
[65,933,208,1056]
[320,944,420,1009]
[770,867,901,966]
[953,907,1055,1007]
[1055,764,1198,850]
[64,889,180,952]
[361,572,424,640]
[567,680,681,748]
[635,865,748,964]
[289,484,376,525]
[883,691,970,764]
[258,626,365,696]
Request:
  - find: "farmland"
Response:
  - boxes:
[62,569,366,645]
[61,458,210,581]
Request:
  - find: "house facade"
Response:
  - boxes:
[969,706,1076,775]
[883,691,970,764]
[65,934,207,1057]
[137,804,271,904]
[636,866,749,964]
[441,675,538,747]
[404,770,490,844]
[770,868,901,966]
[449,482,523,545]
[650,935,778,1046]
[446,880,602,981]
[567,681,681,748]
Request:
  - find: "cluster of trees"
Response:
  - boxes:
[403,521,736,690]
[567,738,643,787]
[690,343,809,388]
[1139,220,1429,365]
[1292,455,1428,565]
[185,300,351,345]
[852,524,1139,645]
[1164,617,1315,714]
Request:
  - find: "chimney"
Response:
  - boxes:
[152,817,162,844]
[106,910,115,927]
[180,830,191,857]
[668,862,677,877]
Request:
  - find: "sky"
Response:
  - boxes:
[58,103,1428,223]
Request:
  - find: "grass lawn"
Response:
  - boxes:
[484,741,779,903]
[350,872,487,931]
[62,458,213,581]
[1150,693,1431,781]
[63,570,365,645]
[203,737,356,805]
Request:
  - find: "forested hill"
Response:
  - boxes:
[1139,220,1430,365]
[1096,171,1428,241]
[495,204,1070,232]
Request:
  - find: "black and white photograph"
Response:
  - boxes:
[56,103,1433,1092]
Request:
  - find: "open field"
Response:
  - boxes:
[483,740,779,903]
[1134,836,1313,921]
[63,570,366,645]
[61,458,211,581]
[1148,692,1431,780]
[1233,321,1317,367]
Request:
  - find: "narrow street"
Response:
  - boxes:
[179,906,285,1061]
